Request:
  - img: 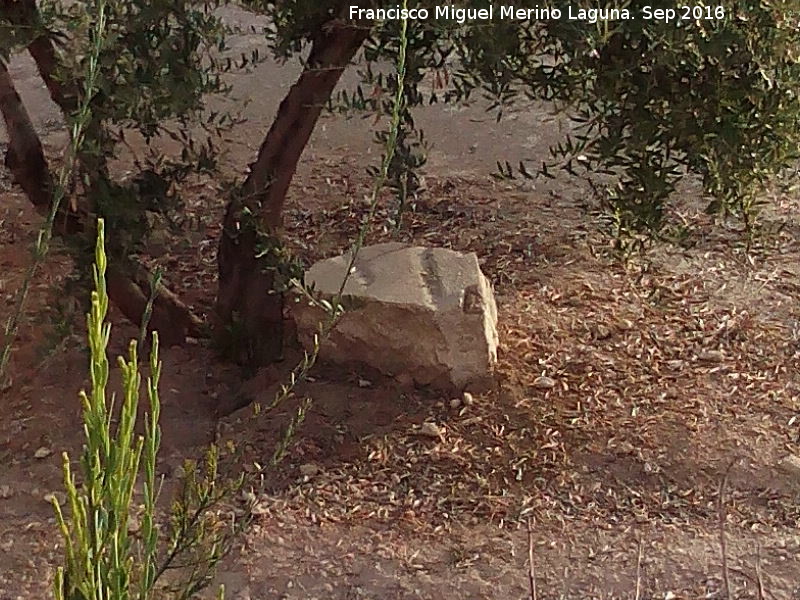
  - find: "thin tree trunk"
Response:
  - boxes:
[238,20,370,228]
[2,0,109,196]
[0,61,198,344]
[0,0,76,114]
[0,60,54,210]
[216,18,369,367]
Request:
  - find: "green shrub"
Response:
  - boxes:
[52,220,238,600]
[52,218,163,600]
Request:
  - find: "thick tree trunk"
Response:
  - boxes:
[0,61,197,345]
[216,18,369,367]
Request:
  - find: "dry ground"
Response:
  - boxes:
[2,11,800,599]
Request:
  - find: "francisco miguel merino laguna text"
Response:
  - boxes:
[349,5,633,24]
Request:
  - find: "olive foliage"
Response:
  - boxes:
[251,0,800,236]
[5,0,799,243]
[1,0,228,257]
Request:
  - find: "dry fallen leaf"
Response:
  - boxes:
[532,376,556,389]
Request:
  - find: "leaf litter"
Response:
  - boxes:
[210,167,800,597]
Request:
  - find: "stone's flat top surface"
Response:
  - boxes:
[304,242,483,310]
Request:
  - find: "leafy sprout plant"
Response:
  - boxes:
[51,219,240,600]
[47,3,414,598]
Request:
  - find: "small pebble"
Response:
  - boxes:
[34,447,52,459]
[43,491,65,506]
[127,514,141,534]
[778,454,800,478]
[594,324,611,339]
[419,422,443,439]
[697,350,724,362]
[532,376,556,389]
[450,397,461,409]
[299,463,319,477]
[462,392,474,406]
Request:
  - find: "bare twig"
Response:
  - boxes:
[635,537,643,600]
[755,543,765,600]
[526,518,538,600]
[718,458,739,600]
[728,566,775,600]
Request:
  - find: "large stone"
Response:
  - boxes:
[291,242,498,391]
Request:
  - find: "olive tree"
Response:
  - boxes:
[0,0,226,345]
[216,0,800,365]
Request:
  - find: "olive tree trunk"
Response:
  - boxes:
[1,0,76,113]
[215,18,368,366]
[0,60,53,210]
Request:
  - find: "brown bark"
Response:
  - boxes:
[0,60,53,210]
[216,18,369,367]
[237,19,370,227]
[0,62,196,345]
[2,0,108,194]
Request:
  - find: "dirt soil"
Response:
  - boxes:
[2,8,800,600]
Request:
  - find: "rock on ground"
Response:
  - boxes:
[291,242,498,392]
